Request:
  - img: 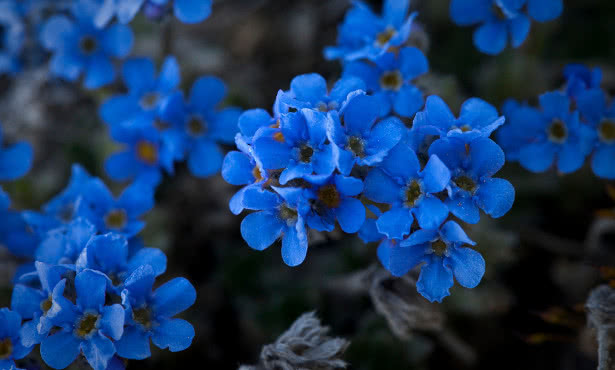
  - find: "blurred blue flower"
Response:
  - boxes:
[239,187,309,266]
[429,137,515,223]
[576,89,615,179]
[379,220,485,302]
[40,0,133,88]
[75,233,166,293]
[39,269,124,370]
[325,0,417,61]
[80,178,154,236]
[100,56,180,130]
[564,64,602,100]
[96,0,211,27]
[300,174,366,234]
[115,265,196,359]
[0,308,33,370]
[160,76,241,178]
[342,48,428,117]
[0,2,25,76]
[364,144,450,238]
[450,0,562,55]
[514,92,594,174]
[0,123,33,182]
[252,109,335,185]
[326,94,405,175]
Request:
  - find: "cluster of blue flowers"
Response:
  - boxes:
[222,0,516,303]
[450,0,563,55]
[498,64,615,180]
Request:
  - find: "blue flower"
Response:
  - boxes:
[34,218,97,264]
[412,95,505,142]
[576,89,615,179]
[496,99,537,162]
[160,76,242,177]
[0,2,25,76]
[378,220,485,302]
[0,308,33,370]
[39,269,125,370]
[22,164,93,234]
[429,137,515,223]
[564,64,602,100]
[364,144,451,238]
[0,123,33,182]
[79,178,154,236]
[515,92,594,174]
[450,0,562,55]
[105,120,184,186]
[40,0,133,88]
[324,0,417,61]
[75,233,167,293]
[300,174,366,234]
[252,109,335,185]
[279,74,365,113]
[239,187,309,266]
[342,48,428,118]
[11,262,73,347]
[114,265,196,359]
[326,93,405,175]
[96,0,211,27]
[0,208,38,258]
[100,56,180,130]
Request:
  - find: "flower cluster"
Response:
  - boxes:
[450,0,563,55]
[497,64,615,180]
[0,161,197,370]
[99,56,241,185]
[95,0,211,27]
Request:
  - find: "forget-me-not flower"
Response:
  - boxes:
[95,0,211,27]
[0,308,32,370]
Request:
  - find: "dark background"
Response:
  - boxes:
[2,0,615,369]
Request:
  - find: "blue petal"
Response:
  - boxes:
[84,57,116,89]
[40,15,75,50]
[509,14,531,48]
[127,248,167,277]
[427,137,464,170]
[290,73,327,104]
[238,109,273,138]
[400,228,439,247]
[473,21,508,55]
[399,47,429,79]
[334,174,364,197]
[557,142,587,174]
[440,220,475,245]
[424,95,456,129]
[221,151,254,185]
[0,142,32,180]
[393,84,425,118]
[446,195,480,224]
[122,57,155,93]
[376,207,413,240]
[281,220,308,267]
[118,181,154,216]
[40,331,81,370]
[413,196,448,230]
[449,0,491,25]
[380,143,420,181]
[336,198,366,233]
[76,269,107,311]
[242,187,282,211]
[459,98,499,129]
[210,107,241,144]
[446,246,485,288]
[240,211,284,251]
[151,318,195,352]
[342,62,379,91]
[105,150,139,181]
[117,0,144,24]
[592,146,615,180]
[539,91,569,119]
[311,144,336,176]
[20,319,43,348]
[364,168,403,204]
[519,142,556,172]
[342,94,379,136]
[49,53,83,82]
[114,325,151,360]
[188,140,223,178]
[527,0,562,22]
[252,136,292,169]
[99,304,124,341]
[152,277,196,318]
[81,333,116,370]
[99,94,139,126]
[421,155,451,194]
[157,56,181,93]
[576,89,606,124]
[124,265,156,303]
[279,163,312,185]
[416,255,454,303]
[383,0,409,28]
[363,117,405,164]
[468,138,506,178]
[11,285,45,319]
[102,23,133,57]
[378,241,426,277]
[174,0,211,23]
[329,76,367,104]
[189,75,226,111]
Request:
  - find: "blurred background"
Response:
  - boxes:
[1,0,615,369]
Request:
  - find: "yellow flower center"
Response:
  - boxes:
[318,184,341,209]
[76,313,99,338]
[105,209,127,230]
[136,141,158,165]
[598,120,615,143]
[547,119,568,144]
[404,180,423,207]
[380,70,403,91]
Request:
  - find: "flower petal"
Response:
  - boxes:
[447,246,485,288]
[151,318,195,352]
[416,255,453,303]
